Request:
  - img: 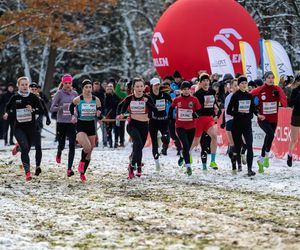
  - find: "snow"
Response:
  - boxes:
[0,122,300,249]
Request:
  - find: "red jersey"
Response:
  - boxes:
[251,84,287,123]
[171,95,201,129]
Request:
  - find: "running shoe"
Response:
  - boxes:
[161,148,167,156]
[257,160,264,173]
[186,166,192,176]
[241,154,247,165]
[202,164,207,171]
[80,174,87,182]
[247,170,256,177]
[128,164,135,179]
[287,155,292,167]
[136,166,142,177]
[12,143,20,156]
[67,168,75,177]
[78,161,85,174]
[56,155,61,164]
[209,161,218,170]
[263,157,269,168]
[35,167,42,176]
[25,172,32,181]
[238,165,242,172]
[178,156,184,167]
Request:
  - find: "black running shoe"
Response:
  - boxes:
[238,165,242,172]
[35,167,42,176]
[287,155,292,167]
[247,170,256,177]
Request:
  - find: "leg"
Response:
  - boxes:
[3,119,9,145]
[66,124,76,169]
[9,118,15,144]
[127,124,143,167]
[34,130,42,167]
[84,135,96,174]
[232,122,243,171]
[14,128,31,174]
[56,123,67,159]
[160,121,170,155]
[119,121,125,145]
[106,123,113,148]
[149,121,159,159]
[258,121,276,157]
[242,123,255,176]
[169,120,182,153]
[176,128,192,164]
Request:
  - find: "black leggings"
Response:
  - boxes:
[127,120,148,167]
[176,128,195,164]
[232,120,254,171]
[33,129,42,167]
[3,117,14,144]
[149,120,170,159]
[258,120,277,157]
[169,120,182,151]
[200,132,211,164]
[56,123,76,169]
[14,127,34,173]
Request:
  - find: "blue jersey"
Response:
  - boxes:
[77,95,97,121]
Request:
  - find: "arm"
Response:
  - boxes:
[250,86,263,97]
[33,95,45,115]
[226,94,236,117]
[289,88,298,107]
[69,96,80,115]
[50,91,61,113]
[277,86,288,107]
[145,96,159,115]
[119,96,131,115]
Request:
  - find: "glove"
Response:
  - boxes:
[46,118,51,126]
[272,90,279,97]
[220,123,225,129]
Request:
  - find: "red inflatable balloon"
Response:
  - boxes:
[151,0,260,80]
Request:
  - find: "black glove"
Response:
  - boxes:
[272,90,279,97]
[46,118,51,126]
[220,123,225,129]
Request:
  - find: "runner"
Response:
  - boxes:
[227,76,264,177]
[191,73,220,170]
[149,77,172,170]
[69,79,102,182]
[287,74,300,167]
[251,71,287,173]
[3,77,44,181]
[50,74,78,177]
[117,77,158,179]
[168,81,201,176]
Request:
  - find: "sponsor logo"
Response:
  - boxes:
[188,102,193,108]
[152,32,164,55]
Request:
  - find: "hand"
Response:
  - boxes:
[3,113,8,120]
[96,110,101,117]
[71,115,77,124]
[220,123,225,129]
[213,116,218,123]
[258,114,266,121]
[26,105,33,112]
[272,90,280,97]
[116,114,124,120]
[46,118,51,126]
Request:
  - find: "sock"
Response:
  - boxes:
[186,163,191,169]
[84,159,90,173]
[57,150,62,157]
[211,153,216,162]
[259,156,264,163]
[202,163,207,169]
[81,150,88,161]
[265,151,270,158]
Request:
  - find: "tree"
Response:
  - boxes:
[0,0,118,96]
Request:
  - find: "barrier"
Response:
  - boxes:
[145,108,300,160]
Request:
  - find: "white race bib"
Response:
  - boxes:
[263,102,277,115]
[81,103,96,117]
[155,99,165,111]
[62,103,71,116]
[238,100,251,113]
[204,95,215,108]
[130,101,145,114]
[16,108,32,123]
[178,108,193,121]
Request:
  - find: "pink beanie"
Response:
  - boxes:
[61,74,73,84]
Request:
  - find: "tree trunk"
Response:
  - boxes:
[43,46,57,99]
[38,37,50,89]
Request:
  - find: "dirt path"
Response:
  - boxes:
[0,149,300,250]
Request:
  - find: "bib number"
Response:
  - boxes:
[155,99,165,111]
[178,108,193,121]
[16,108,32,123]
[238,100,251,113]
[62,103,71,116]
[81,103,96,117]
[130,101,145,114]
[204,95,215,108]
[263,102,277,114]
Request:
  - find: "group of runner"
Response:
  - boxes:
[3,70,300,181]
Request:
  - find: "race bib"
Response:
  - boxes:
[62,103,71,116]
[81,103,96,117]
[155,99,166,111]
[238,100,251,113]
[16,108,32,123]
[204,95,215,108]
[130,101,145,114]
[263,102,277,114]
[178,108,193,121]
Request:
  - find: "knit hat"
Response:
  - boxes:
[180,81,191,90]
[238,76,248,85]
[173,70,182,78]
[199,73,210,82]
[29,82,39,88]
[223,73,234,82]
[254,79,263,86]
[61,74,73,84]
